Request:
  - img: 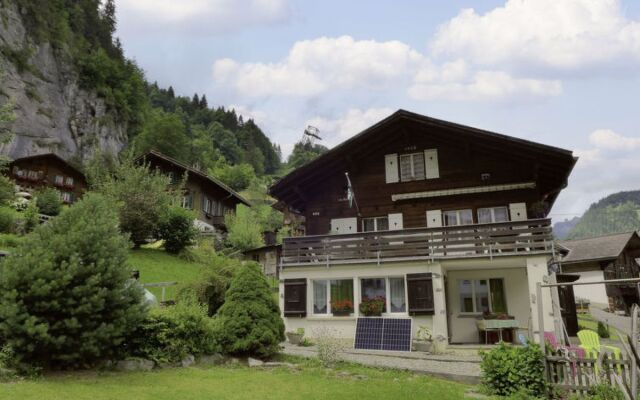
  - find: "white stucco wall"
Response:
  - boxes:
[572,270,608,306]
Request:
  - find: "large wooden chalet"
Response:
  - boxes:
[270,110,576,345]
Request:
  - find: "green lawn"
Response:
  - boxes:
[128,248,205,301]
[577,313,621,341]
[0,359,470,400]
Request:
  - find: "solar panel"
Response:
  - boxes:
[354,317,412,352]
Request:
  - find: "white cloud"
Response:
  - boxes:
[431,0,640,71]
[213,36,561,101]
[305,108,395,146]
[589,128,640,150]
[116,0,291,35]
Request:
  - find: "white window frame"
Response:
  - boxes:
[443,209,473,226]
[65,177,74,186]
[477,206,509,224]
[399,152,425,182]
[359,276,407,315]
[458,278,506,315]
[311,278,355,316]
[361,216,389,232]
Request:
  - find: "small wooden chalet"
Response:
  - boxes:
[137,150,251,232]
[8,153,87,204]
[559,232,640,313]
[270,109,576,346]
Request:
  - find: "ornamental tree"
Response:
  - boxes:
[0,194,146,368]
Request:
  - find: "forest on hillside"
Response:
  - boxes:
[565,190,640,240]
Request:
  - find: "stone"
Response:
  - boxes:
[198,354,226,366]
[262,362,296,368]
[115,359,154,371]
[226,357,242,365]
[248,358,264,367]
[181,354,195,367]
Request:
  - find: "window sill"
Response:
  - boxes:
[457,313,483,318]
[306,315,357,321]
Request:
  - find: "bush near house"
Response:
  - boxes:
[0,194,147,368]
[479,342,546,397]
[214,262,284,359]
[156,206,197,254]
[35,187,62,216]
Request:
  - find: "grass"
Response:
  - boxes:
[128,248,206,301]
[0,357,470,400]
[577,313,621,341]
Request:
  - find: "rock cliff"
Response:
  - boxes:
[0,3,127,162]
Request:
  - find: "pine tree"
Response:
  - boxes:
[192,93,200,108]
[0,194,147,368]
[102,0,117,36]
[167,86,175,98]
[214,263,284,358]
[199,94,208,109]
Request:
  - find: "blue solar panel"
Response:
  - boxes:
[354,317,412,352]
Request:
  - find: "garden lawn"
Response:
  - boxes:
[0,359,470,400]
[577,313,621,341]
[128,248,205,301]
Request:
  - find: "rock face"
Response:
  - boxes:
[0,3,127,162]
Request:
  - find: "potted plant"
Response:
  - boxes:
[286,328,305,345]
[359,296,385,316]
[331,299,354,316]
[413,326,433,352]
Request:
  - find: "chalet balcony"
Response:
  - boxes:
[281,218,553,267]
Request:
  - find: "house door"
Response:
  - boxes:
[557,274,579,337]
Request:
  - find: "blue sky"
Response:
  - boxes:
[115,0,640,221]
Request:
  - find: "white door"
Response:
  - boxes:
[330,217,357,235]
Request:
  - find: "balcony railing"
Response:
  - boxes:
[281,218,553,267]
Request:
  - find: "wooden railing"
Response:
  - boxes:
[281,218,552,267]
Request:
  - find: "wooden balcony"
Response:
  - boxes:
[281,218,553,267]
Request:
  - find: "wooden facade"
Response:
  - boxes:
[8,153,87,203]
[138,151,251,231]
[271,110,576,237]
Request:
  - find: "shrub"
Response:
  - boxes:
[0,175,15,206]
[214,262,284,359]
[314,327,344,367]
[582,384,625,400]
[0,194,147,368]
[0,233,24,249]
[20,201,39,234]
[597,321,610,338]
[125,298,218,364]
[35,187,62,216]
[157,206,197,254]
[225,205,264,252]
[0,207,16,233]
[178,248,240,316]
[480,342,546,397]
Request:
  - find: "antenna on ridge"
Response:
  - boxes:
[302,125,322,145]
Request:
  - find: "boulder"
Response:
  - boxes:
[181,354,195,367]
[115,358,154,371]
[198,354,226,366]
[248,358,264,367]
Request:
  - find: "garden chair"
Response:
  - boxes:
[577,329,621,359]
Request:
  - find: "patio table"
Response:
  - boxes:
[476,319,520,344]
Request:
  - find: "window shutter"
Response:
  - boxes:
[384,154,399,183]
[424,149,439,179]
[509,203,527,221]
[399,154,412,182]
[330,217,357,234]
[426,210,442,228]
[407,273,434,315]
[388,213,403,230]
[284,279,307,317]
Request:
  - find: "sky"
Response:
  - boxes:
[114,0,640,221]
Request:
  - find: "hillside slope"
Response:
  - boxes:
[566,190,640,239]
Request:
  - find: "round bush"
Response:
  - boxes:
[35,188,62,216]
[480,342,546,397]
[214,262,284,359]
[0,207,17,233]
[0,194,147,368]
[157,206,197,254]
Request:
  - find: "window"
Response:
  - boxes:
[477,207,509,224]
[61,192,73,204]
[202,196,211,214]
[458,279,507,314]
[211,200,223,216]
[312,279,354,315]
[399,152,425,182]
[443,209,473,226]
[54,175,64,185]
[65,177,74,186]
[362,216,389,232]
[182,193,193,209]
[360,277,406,313]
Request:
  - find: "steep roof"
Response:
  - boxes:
[559,231,639,264]
[270,109,576,210]
[138,150,251,207]
[10,153,86,179]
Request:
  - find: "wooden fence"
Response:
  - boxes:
[546,352,633,397]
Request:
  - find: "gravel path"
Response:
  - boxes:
[590,307,632,337]
[282,343,481,384]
